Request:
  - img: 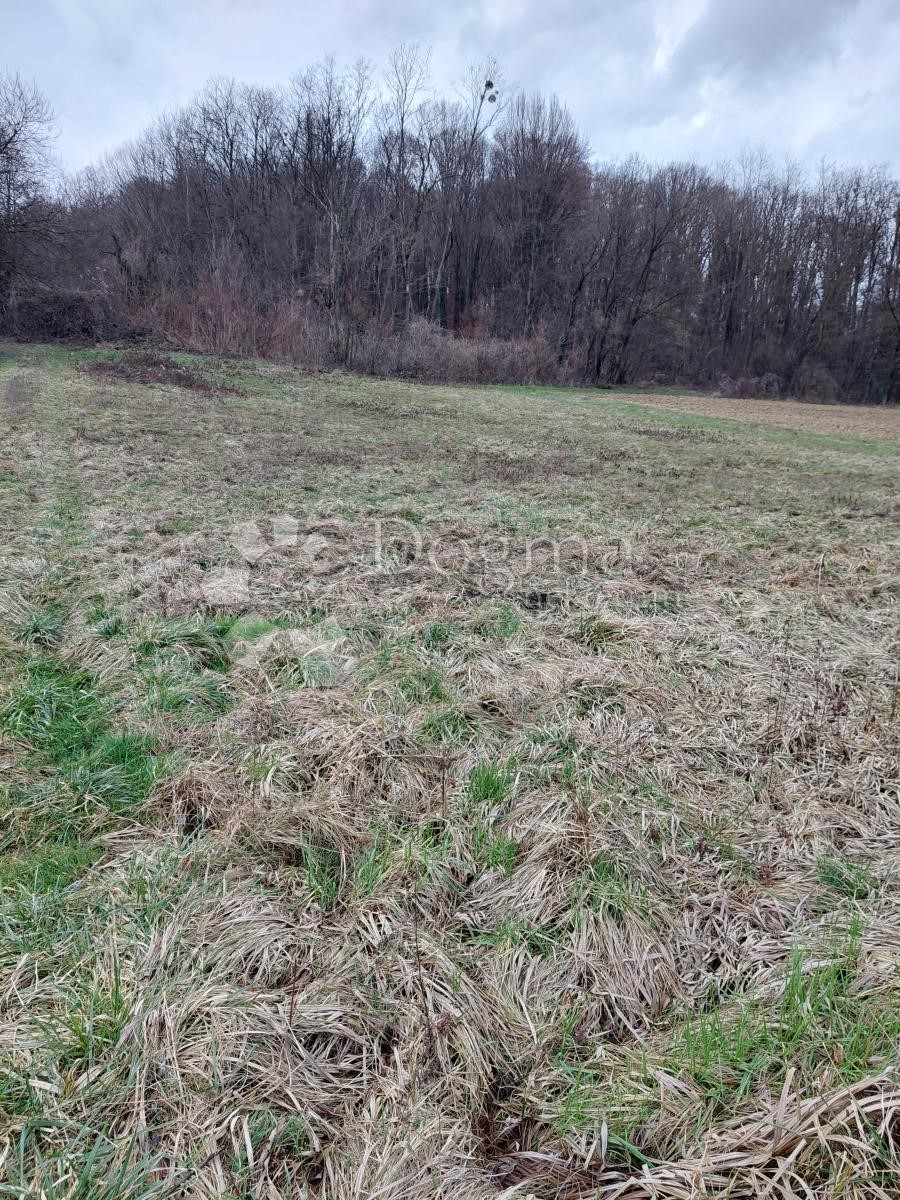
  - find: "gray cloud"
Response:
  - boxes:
[665,0,857,87]
[2,0,899,172]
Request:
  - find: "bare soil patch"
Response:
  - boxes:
[84,351,243,395]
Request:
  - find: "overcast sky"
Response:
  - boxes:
[4,0,900,174]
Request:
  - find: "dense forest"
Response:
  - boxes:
[2,52,899,402]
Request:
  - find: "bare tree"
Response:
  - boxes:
[491,93,588,338]
[426,63,500,328]
[0,72,55,311]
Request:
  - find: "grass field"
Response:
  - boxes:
[1,341,898,1199]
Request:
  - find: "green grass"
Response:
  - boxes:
[146,666,231,716]
[19,606,67,649]
[571,854,648,923]
[466,761,512,808]
[818,851,879,900]
[226,614,295,643]
[473,604,523,639]
[674,933,899,1107]
[578,615,625,651]
[134,615,234,670]
[420,705,478,745]
[477,834,520,874]
[2,656,106,760]
[475,916,557,956]
[422,620,462,650]
[1,656,167,819]
[553,931,900,1153]
[300,839,343,909]
[0,840,99,894]
[0,665,170,960]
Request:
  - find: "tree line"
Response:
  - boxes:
[3,51,899,402]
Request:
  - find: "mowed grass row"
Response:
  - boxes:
[0,341,898,1199]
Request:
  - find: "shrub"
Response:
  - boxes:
[355,317,558,386]
[715,372,783,399]
[4,289,126,342]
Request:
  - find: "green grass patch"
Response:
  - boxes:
[817,851,879,900]
[570,854,647,922]
[1,646,170,858]
[420,705,477,746]
[466,760,512,808]
[473,604,522,639]
[0,840,100,894]
[134,615,234,671]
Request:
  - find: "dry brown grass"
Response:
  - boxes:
[617,389,900,440]
[0,342,898,1199]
